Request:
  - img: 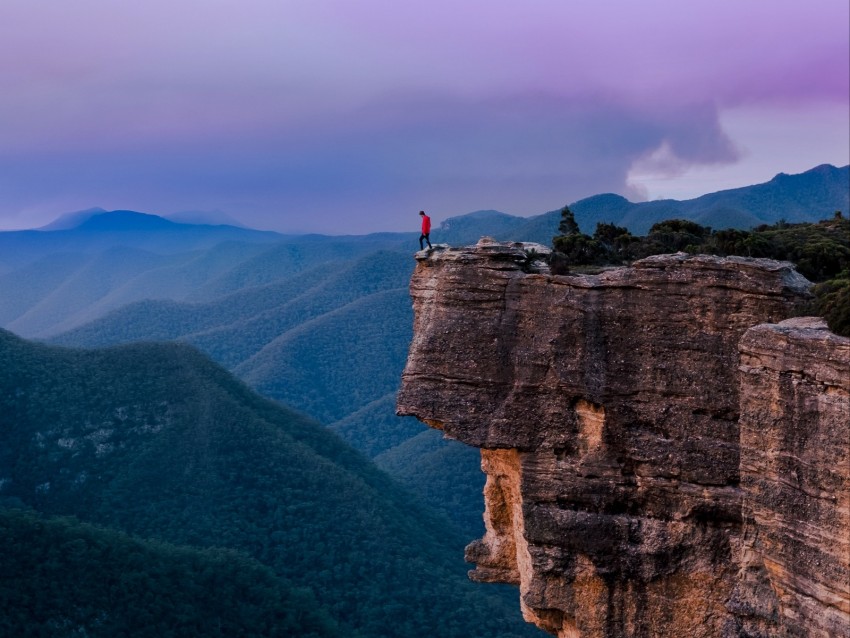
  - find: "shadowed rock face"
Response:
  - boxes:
[397,240,849,637]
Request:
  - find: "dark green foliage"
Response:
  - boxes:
[592,222,638,263]
[592,221,630,245]
[551,233,608,270]
[810,277,850,337]
[0,332,540,637]
[0,508,340,637]
[739,221,850,282]
[551,208,614,273]
[557,205,580,236]
[693,217,850,288]
[645,219,712,253]
[551,219,643,272]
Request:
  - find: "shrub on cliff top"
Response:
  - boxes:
[810,276,850,337]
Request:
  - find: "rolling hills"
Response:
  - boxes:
[47,247,485,532]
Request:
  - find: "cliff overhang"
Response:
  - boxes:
[398,240,849,638]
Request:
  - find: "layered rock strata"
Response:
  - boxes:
[397,240,849,637]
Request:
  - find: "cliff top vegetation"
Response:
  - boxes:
[551,208,850,336]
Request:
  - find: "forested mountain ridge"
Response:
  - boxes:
[52,250,412,354]
[0,330,538,637]
[46,244,484,531]
[52,250,417,425]
[0,242,272,337]
[1,237,412,339]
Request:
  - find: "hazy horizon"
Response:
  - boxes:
[6,161,845,235]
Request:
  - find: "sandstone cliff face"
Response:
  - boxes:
[735,317,849,637]
[397,240,849,637]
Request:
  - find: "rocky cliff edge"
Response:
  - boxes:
[397,239,849,638]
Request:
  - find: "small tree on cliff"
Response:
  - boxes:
[558,205,580,236]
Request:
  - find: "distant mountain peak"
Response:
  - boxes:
[579,193,632,206]
[804,163,843,174]
[76,210,179,231]
[769,163,846,184]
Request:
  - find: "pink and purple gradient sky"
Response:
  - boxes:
[0,0,847,233]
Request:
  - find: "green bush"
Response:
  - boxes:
[810,277,850,337]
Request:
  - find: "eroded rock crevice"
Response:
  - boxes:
[397,241,849,637]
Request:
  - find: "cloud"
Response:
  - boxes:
[0,89,747,231]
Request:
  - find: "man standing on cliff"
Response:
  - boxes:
[419,210,433,250]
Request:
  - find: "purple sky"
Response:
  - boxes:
[0,0,847,233]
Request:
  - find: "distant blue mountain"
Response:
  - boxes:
[0,209,283,269]
[76,209,182,231]
[40,208,193,231]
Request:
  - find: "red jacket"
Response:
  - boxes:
[421,214,431,234]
